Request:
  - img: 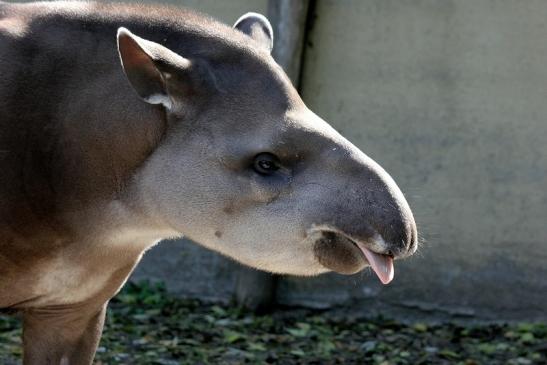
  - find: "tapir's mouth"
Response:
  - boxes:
[310,229,395,284]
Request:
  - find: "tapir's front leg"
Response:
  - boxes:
[22,303,107,365]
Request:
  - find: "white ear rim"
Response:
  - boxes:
[117,26,132,41]
[233,12,274,52]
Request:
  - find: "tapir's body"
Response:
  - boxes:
[1,1,417,364]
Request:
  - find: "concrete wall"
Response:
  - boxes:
[281,0,547,321]
[128,0,547,320]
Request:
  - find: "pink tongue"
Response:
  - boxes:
[355,242,394,285]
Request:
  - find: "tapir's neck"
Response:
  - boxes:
[67,197,181,246]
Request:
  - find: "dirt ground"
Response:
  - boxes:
[1,281,545,364]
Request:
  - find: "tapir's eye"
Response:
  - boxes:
[253,153,280,175]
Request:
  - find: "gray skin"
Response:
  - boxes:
[0,1,417,364]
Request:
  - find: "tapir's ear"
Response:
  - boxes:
[117,27,192,109]
[233,12,273,53]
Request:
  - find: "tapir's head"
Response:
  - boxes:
[117,13,417,284]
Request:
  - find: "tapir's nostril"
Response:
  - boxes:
[378,218,416,259]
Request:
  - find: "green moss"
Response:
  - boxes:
[0,281,545,365]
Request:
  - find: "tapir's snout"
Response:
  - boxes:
[308,138,417,284]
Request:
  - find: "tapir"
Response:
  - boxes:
[0,1,418,364]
